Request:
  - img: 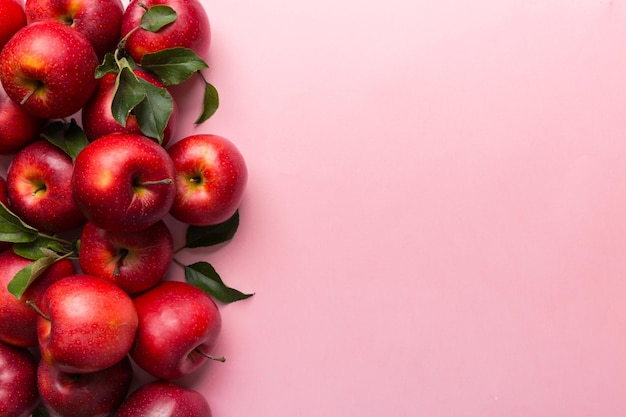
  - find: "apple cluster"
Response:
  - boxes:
[0,0,253,416]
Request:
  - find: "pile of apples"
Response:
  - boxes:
[0,0,253,415]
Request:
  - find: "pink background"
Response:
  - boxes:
[173,0,626,415]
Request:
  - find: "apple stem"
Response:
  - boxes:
[194,348,226,362]
[20,88,38,106]
[137,178,173,186]
[26,300,50,321]
[113,248,129,277]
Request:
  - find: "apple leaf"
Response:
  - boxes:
[134,77,174,142]
[196,80,219,124]
[13,236,72,260]
[185,210,239,249]
[141,5,177,32]
[184,261,254,303]
[112,66,146,128]
[0,202,38,243]
[141,47,209,86]
[95,52,119,78]
[41,119,88,161]
[7,253,58,299]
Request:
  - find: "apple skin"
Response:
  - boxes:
[130,281,222,380]
[0,341,39,417]
[0,81,46,155]
[0,21,99,119]
[25,0,124,59]
[115,380,212,417]
[71,132,176,233]
[6,139,86,233]
[0,248,76,347]
[167,134,248,226]
[37,355,133,417]
[81,70,179,146]
[78,219,174,295]
[35,274,139,373]
[120,0,210,63]
[0,0,26,50]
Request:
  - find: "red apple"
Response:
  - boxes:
[0,0,26,50]
[78,220,174,294]
[34,274,139,373]
[0,21,98,119]
[167,134,248,226]
[0,248,76,347]
[37,355,133,417]
[0,341,39,417]
[81,70,179,145]
[120,0,210,63]
[130,280,223,380]
[71,132,176,232]
[0,81,46,155]
[25,0,124,59]
[115,380,212,417]
[6,139,86,233]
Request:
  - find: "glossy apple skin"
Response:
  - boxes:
[71,133,176,232]
[0,248,76,347]
[130,281,222,380]
[35,274,139,373]
[121,0,210,63]
[81,70,178,145]
[115,380,211,417]
[0,21,98,119]
[0,81,46,155]
[25,0,124,59]
[0,0,26,50]
[167,134,248,226]
[37,355,133,417]
[78,220,174,294]
[0,341,39,417]
[6,139,86,233]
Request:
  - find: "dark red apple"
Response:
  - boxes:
[71,132,176,232]
[6,139,86,233]
[0,0,27,50]
[0,21,98,119]
[25,0,124,59]
[0,248,76,347]
[34,274,138,373]
[167,134,248,226]
[0,341,39,417]
[120,0,210,63]
[130,280,223,380]
[81,70,178,145]
[78,219,174,294]
[0,81,46,155]
[37,355,133,417]
[115,380,212,417]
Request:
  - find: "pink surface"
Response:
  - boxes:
[175,1,626,415]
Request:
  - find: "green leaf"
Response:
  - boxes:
[0,202,38,243]
[95,52,119,78]
[196,80,219,124]
[41,119,88,161]
[111,66,146,128]
[133,77,174,143]
[13,236,70,260]
[7,254,58,299]
[184,261,253,303]
[140,5,177,32]
[185,210,239,249]
[141,47,208,86]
